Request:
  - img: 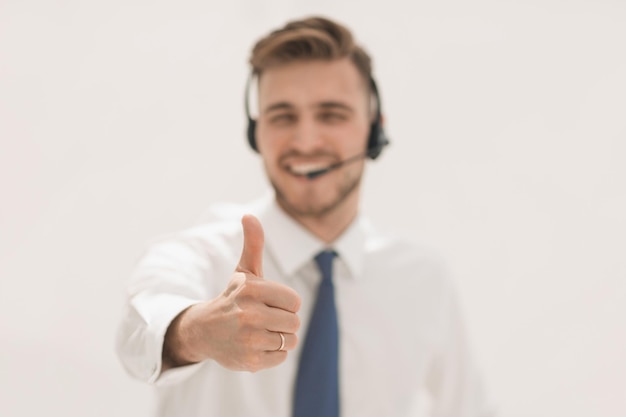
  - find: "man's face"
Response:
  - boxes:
[255,58,370,220]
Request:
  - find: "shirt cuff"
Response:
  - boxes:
[130,292,203,384]
[155,361,206,386]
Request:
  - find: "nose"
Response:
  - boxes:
[291,115,323,153]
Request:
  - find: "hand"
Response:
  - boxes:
[163,214,302,372]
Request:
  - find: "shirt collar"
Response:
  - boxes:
[256,193,367,280]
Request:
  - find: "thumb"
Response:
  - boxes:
[236,214,264,277]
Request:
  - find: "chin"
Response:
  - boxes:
[281,199,339,219]
[274,189,327,217]
[271,175,361,220]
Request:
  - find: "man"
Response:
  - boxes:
[117,16,492,417]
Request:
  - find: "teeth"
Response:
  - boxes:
[288,163,328,175]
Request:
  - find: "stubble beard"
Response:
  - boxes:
[271,171,362,220]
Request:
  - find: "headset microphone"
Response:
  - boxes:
[293,138,390,180]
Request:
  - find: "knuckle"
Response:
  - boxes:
[237,279,261,301]
[237,308,261,328]
[246,354,264,373]
[224,273,245,297]
[248,328,260,344]
[234,328,253,349]
[292,314,301,332]
[290,291,302,312]
[275,351,288,364]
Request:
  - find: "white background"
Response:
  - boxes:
[1,1,625,416]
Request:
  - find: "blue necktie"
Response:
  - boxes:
[293,250,339,417]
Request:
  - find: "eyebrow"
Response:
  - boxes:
[262,101,354,115]
[318,101,354,112]
[263,102,293,115]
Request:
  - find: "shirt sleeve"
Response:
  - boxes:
[115,235,216,386]
[425,278,496,417]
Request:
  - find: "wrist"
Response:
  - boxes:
[163,306,202,369]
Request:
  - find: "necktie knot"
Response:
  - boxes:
[314,250,336,285]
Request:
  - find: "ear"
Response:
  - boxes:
[378,113,386,127]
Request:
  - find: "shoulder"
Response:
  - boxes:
[364,221,447,270]
[139,200,261,265]
[362,221,453,290]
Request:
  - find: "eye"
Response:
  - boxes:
[269,113,297,125]
[318,111,348,123]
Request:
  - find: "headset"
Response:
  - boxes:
[244,73,390,160]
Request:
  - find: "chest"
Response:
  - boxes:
[279,260,444,416]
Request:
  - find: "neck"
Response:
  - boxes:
[277,192,360,244]
[296,208,358,245]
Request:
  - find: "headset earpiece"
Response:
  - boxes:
[247,118,257,152]
[365,78,389,159]
[244,73,259,152]
[366,119,389,160]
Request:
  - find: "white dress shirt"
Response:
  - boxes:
[116,193,492,417]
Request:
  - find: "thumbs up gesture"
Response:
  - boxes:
[237,214,266,276]
[162,215,302,372]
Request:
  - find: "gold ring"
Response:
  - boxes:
[277,332,285,351]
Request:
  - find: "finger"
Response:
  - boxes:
[262,330,299,352]
[261,307,300,334]
[261,350,289,368]
[237,214,264,277]
[255,280,302,313]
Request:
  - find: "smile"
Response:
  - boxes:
[285,162,332,177]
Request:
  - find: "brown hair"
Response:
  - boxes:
[249,16,372,84]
